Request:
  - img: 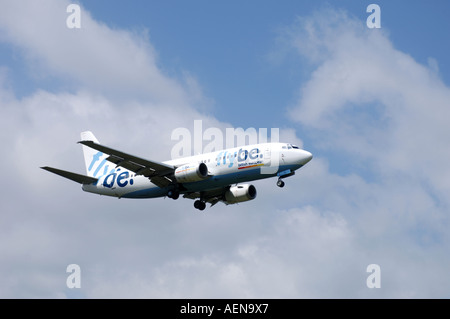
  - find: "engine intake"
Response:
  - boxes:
[224,184,257,204]
[174,162,209,183]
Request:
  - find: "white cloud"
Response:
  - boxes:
[0,0,196,105]
[286,10,450,199]
[279,8,450,297]
[2,2,450,299]
[0,0,311,299]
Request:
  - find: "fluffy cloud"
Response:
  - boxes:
[283,9,450,297]
[0,0,308,298]
[0,1,189,104]
[1,2,449,299]
[287,10,450,194]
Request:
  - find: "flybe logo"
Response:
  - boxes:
[102,169,134,188]
[216,147,264,169]
[88,151,111,178]
[88,151,134,188]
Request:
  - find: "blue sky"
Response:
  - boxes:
[1,0,450,298]
[3,1,450,129]
[4,0,449,175]
[6,1,449,126]
[82,0,450,127]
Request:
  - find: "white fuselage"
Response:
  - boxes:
[82,142,312,199]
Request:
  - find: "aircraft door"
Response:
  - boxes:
[264,147,271,166]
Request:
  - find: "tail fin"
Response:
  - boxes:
[80,131,109,177]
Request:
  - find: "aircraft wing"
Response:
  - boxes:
[78,140,175,188]
[41,166,98,184]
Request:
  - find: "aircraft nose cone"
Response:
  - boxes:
[304,150,313,162]
[299,150,313,165]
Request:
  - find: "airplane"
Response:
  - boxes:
[41,131,313,211]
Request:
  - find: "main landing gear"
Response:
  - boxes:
[167,189,179,200]
[167,187,206,211]
[194,200,206,211]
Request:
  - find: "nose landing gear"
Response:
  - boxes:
[276,169,294,188]
[276,179,285,188]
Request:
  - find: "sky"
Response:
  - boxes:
[0,0,450,298]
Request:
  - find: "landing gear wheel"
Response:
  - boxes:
[167,190,180,200]
[277,179,285,188]
[194,200,206,211]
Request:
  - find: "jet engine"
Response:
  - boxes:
[224,184,257,204]
[174,162,209,183]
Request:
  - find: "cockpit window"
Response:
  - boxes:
[286,143,300,149]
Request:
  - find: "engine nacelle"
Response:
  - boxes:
[174,162,209,183]
[224,184,257,204]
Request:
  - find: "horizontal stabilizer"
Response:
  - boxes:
[41,166,98,184]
